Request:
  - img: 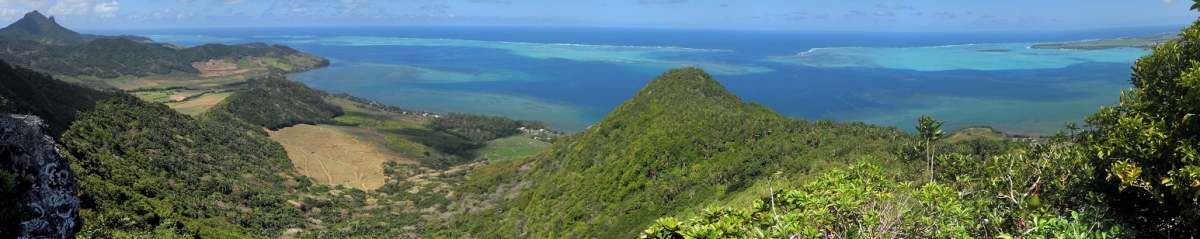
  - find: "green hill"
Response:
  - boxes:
[0,37,328,79]
[442,68,909,238]
[0,11,328,83]
[0,60,121,137]
[207,76,343,130]
[0,11,83,45]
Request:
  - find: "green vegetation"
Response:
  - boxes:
[946,126,1008,143]
[435,68,910,238]
[0,60,121,137]
[333,111,429,157]
[427,112,550,142]
[0,170,34,238]
[0,36,328,79]
[64,97,309,238]
[0,11,85,45]
[166,92,234,116]
[639,5,1200,237]
[0,12,328,84]
[478,135,552,163]
[1087,15,1200,235]
[6,4,1200,237]
[208,77,343,130]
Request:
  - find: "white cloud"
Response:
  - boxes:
[875,3,909,10]
[220,0,244,5]
[1162,0,1177,3]
[290,4,308,13]
[49,0,92,15]
[0,0,50,8]
[93,1,118,18]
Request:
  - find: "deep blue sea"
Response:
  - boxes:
[89,25,1183,135]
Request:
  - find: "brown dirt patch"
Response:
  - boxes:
[269,124,417,190]
[193,59,250,78]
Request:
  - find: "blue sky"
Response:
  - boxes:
[0,0,1197,31]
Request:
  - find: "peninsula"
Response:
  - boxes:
[1030,32,1178,50]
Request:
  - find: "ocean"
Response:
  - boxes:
[89,25,1183,135]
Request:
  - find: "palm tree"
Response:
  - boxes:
[916,114,945,183]
[1064,121,1079,138]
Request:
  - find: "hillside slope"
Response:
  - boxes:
[0,60,121,137]
[0,11,82,45]
[443,68,909,238]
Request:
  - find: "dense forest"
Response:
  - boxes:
[207,76,344,130]
[0,37,328,79]
[64,97,310,237]
[432,68,919,237]
[0,60,121,136]
[427,112,553,142]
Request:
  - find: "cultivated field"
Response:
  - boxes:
[478,134,550,163]
[269,124,417,190]
[165,92,233,116]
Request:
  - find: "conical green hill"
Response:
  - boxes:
[452,67,907,238]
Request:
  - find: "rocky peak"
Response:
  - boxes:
[0,114,81,238]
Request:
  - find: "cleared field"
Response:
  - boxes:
[478,134,550,163]
[269,124,417,190]
[166,92,233,116]
[946,126,1008,142]
[332,102,433,158]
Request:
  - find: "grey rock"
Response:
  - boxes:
[1,114,81,239]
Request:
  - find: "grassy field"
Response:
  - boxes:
[946,126,1008,143]
[166,92,233,116]
[330,97,441,158]
[477,134,550,163]
[268,124,417,190]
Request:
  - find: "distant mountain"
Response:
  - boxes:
[0,11,153,45]
[0,11,83,45]
[0,11,325,82]
[446,68,908,237]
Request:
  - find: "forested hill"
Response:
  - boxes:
[207,76,344,130]
[0,10,83,45]
[0,37,328,79]
[0,10,151,45]
[0,11,328,81]
[442,68,910,237]
[0,60,121,137]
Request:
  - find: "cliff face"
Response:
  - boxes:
[0,114,81,238]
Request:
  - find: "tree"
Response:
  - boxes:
[1064,121,1079,138]
[1087,5,1200,233]
[916,114,945,182]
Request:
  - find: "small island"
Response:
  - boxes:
[1030,33,1179,50]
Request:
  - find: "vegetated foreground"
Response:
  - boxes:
[4,6,1200,238]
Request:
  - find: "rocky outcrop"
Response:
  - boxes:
[0,114,80,239]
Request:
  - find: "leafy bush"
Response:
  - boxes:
[1087,10,1200,235]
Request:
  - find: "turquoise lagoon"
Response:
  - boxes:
[117,26,1179,135]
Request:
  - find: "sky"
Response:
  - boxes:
[0,0,1197,31]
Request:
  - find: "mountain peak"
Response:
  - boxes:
[25,10,44,19]
[611,67,745,118]
[0,10,83,45]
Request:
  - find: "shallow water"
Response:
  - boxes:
[109,26,1179,134]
